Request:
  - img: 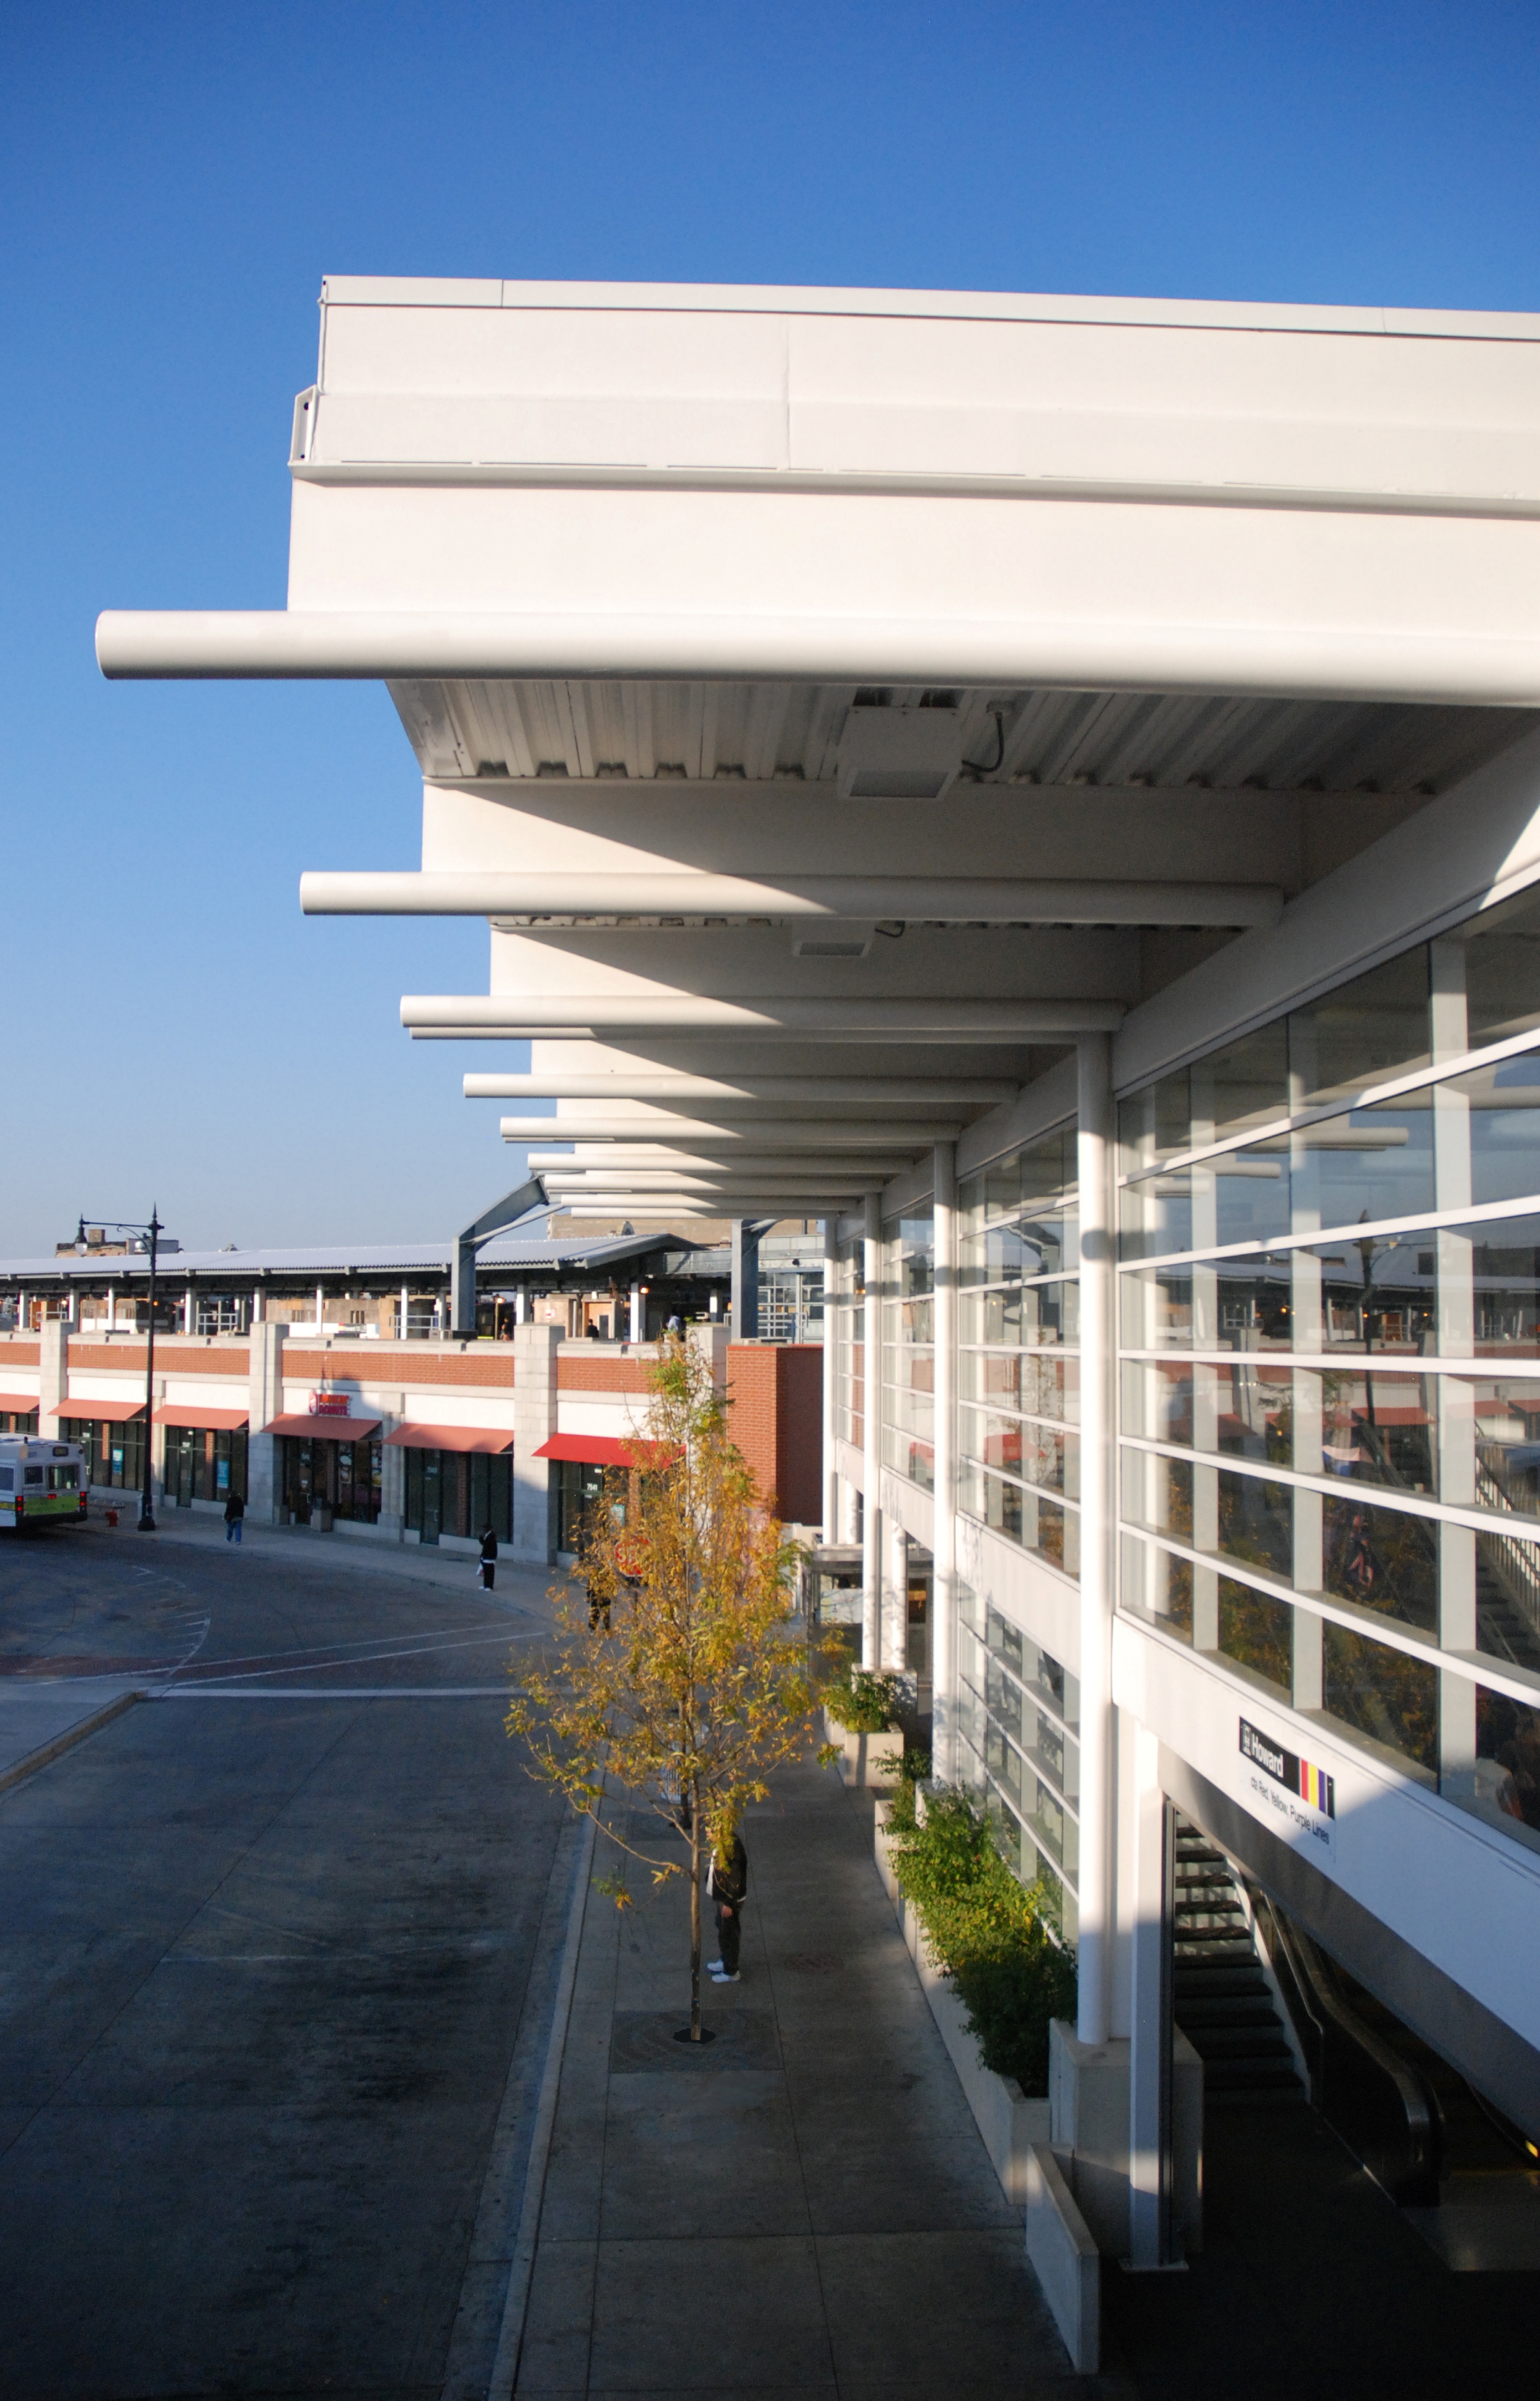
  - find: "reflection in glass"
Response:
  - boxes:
[1218,1576,1293,1692]
[1322,1493,1438,1631]
[1458,885,1540,1052]
[1289,948,1430,1108]
[1469,1685,1540,1854]
[1217,1469,1292,1580]
[1322,1622,1438,1774]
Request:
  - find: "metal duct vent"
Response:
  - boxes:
[791,923,875,959]
[836,704,963,801]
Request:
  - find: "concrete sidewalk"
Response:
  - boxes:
[515,1759,1095,2400]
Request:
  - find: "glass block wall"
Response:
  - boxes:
[958,1124,1081,1578]
[1118,884,1540,1858]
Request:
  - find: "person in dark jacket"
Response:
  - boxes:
[705,1831,748,1983]
[477,1523,498,1590]
[223,1489,246,1545]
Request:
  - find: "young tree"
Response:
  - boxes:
[507,1338,830,2040]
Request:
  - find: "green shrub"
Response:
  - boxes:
[886,1783,1076,2096]
[822,1664,901,1733]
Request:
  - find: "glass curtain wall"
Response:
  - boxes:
[1118,885,1540,1855]
[958,1125,1081,1576]
[955,1579,1081,1937]
[831,1237,863,1450]
[882,1209,935,1488]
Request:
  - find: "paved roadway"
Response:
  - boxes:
[0,1519,570,2400]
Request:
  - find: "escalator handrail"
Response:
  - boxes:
[1251,1888,1441,2194]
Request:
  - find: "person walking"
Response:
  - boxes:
[477,1522,498,1591]
[705,1830,748,1984]
[223,1488,246,1545]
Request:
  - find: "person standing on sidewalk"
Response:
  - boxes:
[223,1489,246,1545]
[706,1831,748,1984]
[477,1522,498,1591]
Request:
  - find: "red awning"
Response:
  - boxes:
[0,1392,39,1416]
[54,1397,145,1423]
[384,1424,514,1455]
[153,1405,249,1431]
[534,1433,678,1467]
[263,1413,382,1440]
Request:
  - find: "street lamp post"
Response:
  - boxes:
[76,1210,162,1532]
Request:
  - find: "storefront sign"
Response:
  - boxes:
[1239,1717,1336,1857]
[309,1391,351,1416]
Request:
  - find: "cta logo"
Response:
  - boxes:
[1240,1718,1335,1820]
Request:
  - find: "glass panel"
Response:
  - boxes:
[1464,1212,1540,1357]
[1322,1622,1438,1775]
[1321,1492,1438,1631]
[960,1280,1078,1346]
[1443,1045,1540,1209]
[962,1350,1078,1421]
[1306,1234,1436,1355]
[1121,1530,1194,1641]
[1458,884,1540,1051]
[1289,948,1431,1108]
[1188,1019,1290,1143]
[1217,1575,1293,1692]
[1216,1469,1293,1580]
[1313,1368,1437,1493]
[1289,1088,1436,1228]
[1122,1449,1194,1544]
[1468,1686,1540,1853]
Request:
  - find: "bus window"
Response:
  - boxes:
[24,1466,43,1486]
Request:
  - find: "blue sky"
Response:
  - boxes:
[2,0,1536,1253]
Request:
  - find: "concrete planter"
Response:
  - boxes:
[1026,2145,1100,2373]
[872,1802,1050,2214]
[824,1708,903,1790]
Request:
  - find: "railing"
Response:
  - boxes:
[1474,1444,1540,1646]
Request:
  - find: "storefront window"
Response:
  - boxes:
[404,1447,513,1544]
[61,1416,145,1491]
[283,1436,384,1526]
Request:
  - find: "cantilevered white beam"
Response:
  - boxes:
[527,1149,918,1174]
[500,1118,963,1145]
[303,869,1281,929]
[469,1073,1019,1105]
[98,608,1540,708]
[405,995,1123,1037]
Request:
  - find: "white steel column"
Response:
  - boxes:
[629,1282,642,1342]
[862,1191,883,1672]
[821,1217,839,1538]
[1076,1033,1116,2047]
[931,1141,958,1780]
[1126,1720,1177,2267]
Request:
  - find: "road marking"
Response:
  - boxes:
[166,1630,541,1685]
[159,1685,515,1698]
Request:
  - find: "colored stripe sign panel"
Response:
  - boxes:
[1240,1718,1336,1858]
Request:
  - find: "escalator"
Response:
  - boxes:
[1175,1814,1540,2255]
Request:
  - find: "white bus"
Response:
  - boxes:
[0,1436,88,1531]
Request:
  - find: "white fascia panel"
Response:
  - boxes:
[1115,1616,1540,2054]
[311,285,1540,512]
[1114,724,1540,1094]
[554,1398,650,1438]
[324,275,1540,339]
[285,482,1540,661]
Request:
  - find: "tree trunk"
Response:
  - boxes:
[688,1781,702,2039]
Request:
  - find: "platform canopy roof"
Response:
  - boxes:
[95,277,1540,1223]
